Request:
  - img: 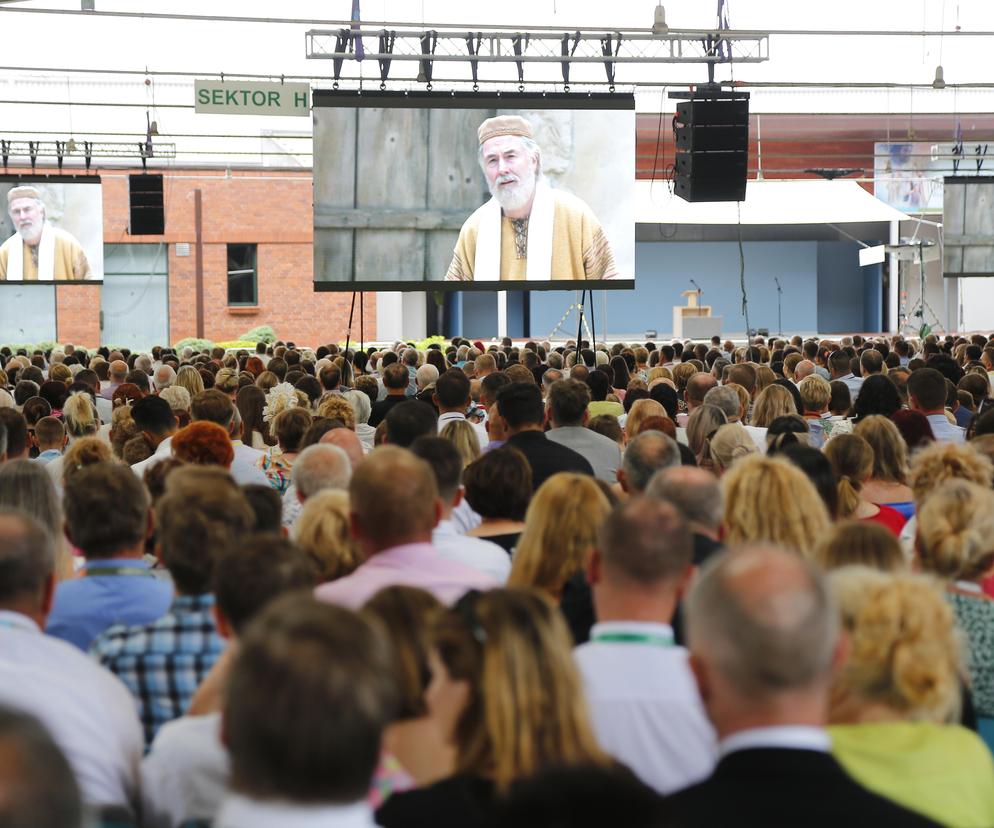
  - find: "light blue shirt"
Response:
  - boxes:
[46,557,173,651]
[926,413,966,444]
[34,449,62,465]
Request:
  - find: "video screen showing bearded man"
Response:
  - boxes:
[445,115,619,282]
[0,186,93,281]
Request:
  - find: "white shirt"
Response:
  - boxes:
[742,424,768,454]
[574,621,716,794]
[142,712,228,828]
[719,725,831,758]
[926,412,966,444]
[96,395,114,428]
[230,440,272,486]
[0,610,143,808]
[130,435,173,479]
[216,794,378,828]
[437,411,488,452]
[432,518,511,584]
[283,484,304,531]
[450,494,482,534]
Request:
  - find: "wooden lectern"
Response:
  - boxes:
[673,290,712,338]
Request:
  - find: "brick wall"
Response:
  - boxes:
[56,284,100,345]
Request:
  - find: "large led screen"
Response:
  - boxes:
[0,176,104,283]
[312,91,635,291]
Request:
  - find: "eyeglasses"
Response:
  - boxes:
[454,589,488,646]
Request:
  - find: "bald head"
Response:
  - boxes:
[349,446,440,552]
[645,465,723,535]
[109,360,128,382]
[291,443,352,499]
[319,428,364,471]
[685,373,718,410]
[794,360,816,382]
[686,544,837,700]
[598,497,692,585]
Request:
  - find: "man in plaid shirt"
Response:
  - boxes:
[91,466,255,746]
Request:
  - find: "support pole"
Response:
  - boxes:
[194,189,204,340]
[344,290,358,354]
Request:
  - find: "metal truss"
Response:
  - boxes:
[0,139,177,171]
[305,26,769,89]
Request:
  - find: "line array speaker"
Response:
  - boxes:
[129,174,165,235]
[671,92,750,203]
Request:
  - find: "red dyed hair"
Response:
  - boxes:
[171,421,234,468]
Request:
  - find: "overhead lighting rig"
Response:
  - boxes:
[0,139,177,172]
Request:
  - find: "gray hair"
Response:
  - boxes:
[703,385,742,421]
[0,460,61,536]
[343,388,371,426]
[547,352,564,370]
[416,364,439,392]
[159,385,191,413]
[622,431,681,494]
[541,368,564,389]
[153,364,176,391]
[402,348,420,368]
[135,354,153,374]
[477,134,542,176]
[686,543,838,698]
[646,465,723,532]
[291,443,352,499]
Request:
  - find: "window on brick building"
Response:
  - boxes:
[227,244,257,305]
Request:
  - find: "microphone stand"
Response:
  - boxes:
[774,277,783,337]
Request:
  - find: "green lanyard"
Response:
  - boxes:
[592,631,674,647]
[85,565,154,578]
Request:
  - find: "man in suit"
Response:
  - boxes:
[497,381,592,492]
[663,544,941,828]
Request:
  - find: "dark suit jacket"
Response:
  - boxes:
[663,748,942,828]
[367,394,407,428]
[506,430,594,492]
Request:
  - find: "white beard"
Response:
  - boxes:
[490,167,537,213]
[16,221,42,245]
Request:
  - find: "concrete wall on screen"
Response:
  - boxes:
[528,240,820,338]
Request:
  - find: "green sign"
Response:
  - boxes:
[194,80,310,117]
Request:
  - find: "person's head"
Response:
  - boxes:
[130,394,177,442]
[61,393,98,439]
[175,365,205,397]
[703,385,742,423]
[828,568,959,723]
[618,431,681,494]
[462,446,532,522]
[907,367,948,414]
[63,463,150,559]
[240,484,283,534]
[156,467,254,594]
[750,383,797,428]
[916,479,994,582]
[908,440,994,506]
[382,361,410,393]
[0,410,26,460]
[722,455,831,557]
[797,375,831,416]
[171,421,235,468]
[225,596,396,804]
[362,586,443,722]
[291,443,351,500]
[439,419,481,470]
[434,368,472,413]
[544,378,591,429]
[586,413,623,447]
[686,545,839,732]
[477,116,542,213]
[480,372,512,409]
[852,415,909,485]
[685,403,728,461]
[429,588,606,790]
[32,415,65,453]
[509,474,612,596]
[496,382,544,433]
[384,400,437,448]
[295,489,360,583]
[704,423,758,475]
[684,372,718,411]
[822,434,874,520]
[815,522,905,572]
[645,465,723,538]
[272,406,312,454]
[190,388,237,435]
[6,186,47,245]
[349,446,440,554]
[0,460,61,548]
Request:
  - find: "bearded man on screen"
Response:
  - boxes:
[0,186,92,281]
[445,115,619,282]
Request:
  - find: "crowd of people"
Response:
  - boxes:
[2,330,994,827]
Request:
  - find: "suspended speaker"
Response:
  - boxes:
[670,90,750,203]
[129,174,165,235]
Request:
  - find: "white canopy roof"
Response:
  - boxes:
[636,179,908,225]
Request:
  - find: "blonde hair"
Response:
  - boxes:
[824,434,874,519]
[707,424,757,473]
[908,442,994,505]
[624,398,666,441]
[433,588,608,791]
[672,363,697,392]
[755,364,777,394]
[294,490,362,583]
[62,437,115,485]
[750,384,797,428]
[726,382,750,418]
[48,363,72,385]
[317,395,356,430]
[917,479,994,582]
[830,568,961,722]
[854,415,908,485]
[815,521,906,572]
[62,393,99,438]
[722,455,831,557]
[798,375,832,413]
[509,473,611,596]
[646,366,672,384]
[440,419,481,470]
[686,403,727,460]
[175,365,205,397]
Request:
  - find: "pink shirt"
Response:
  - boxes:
[314,542,498,609]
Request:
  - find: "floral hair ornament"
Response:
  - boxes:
[263,382,300,424]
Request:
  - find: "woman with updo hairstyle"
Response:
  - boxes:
[463,447,532,554]
[824,434,907,535]
[171,421,235,468]
[295,489,361,584]
[175,365,205,397]
[750,383,797,428]
[917,479,994,719]
[686,403,727,466]
[62,437,115,486]
[111,382,144,412]
[827,568,994,825]
[375,588,608,828]
[814,521,905,572]
[361,586,451,804]
[722,454,830,558]
[703,423,757,476]
[508,473,612,644]
[854,415,915,519]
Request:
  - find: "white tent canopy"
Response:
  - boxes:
[635,179,908,225]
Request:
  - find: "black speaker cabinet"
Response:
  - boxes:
[129,174,165,235]
[672,93,750,203]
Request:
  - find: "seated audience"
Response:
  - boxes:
[32,414,65,465]
[576,497,715,793]
[646,465,725,565]
[617,431,681,495]
[854,415,916,519]
[462,447,532,553]
[294,489,360,582]
[545,379,622,483]
[282,442,352,530]
[703,423,758,475]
